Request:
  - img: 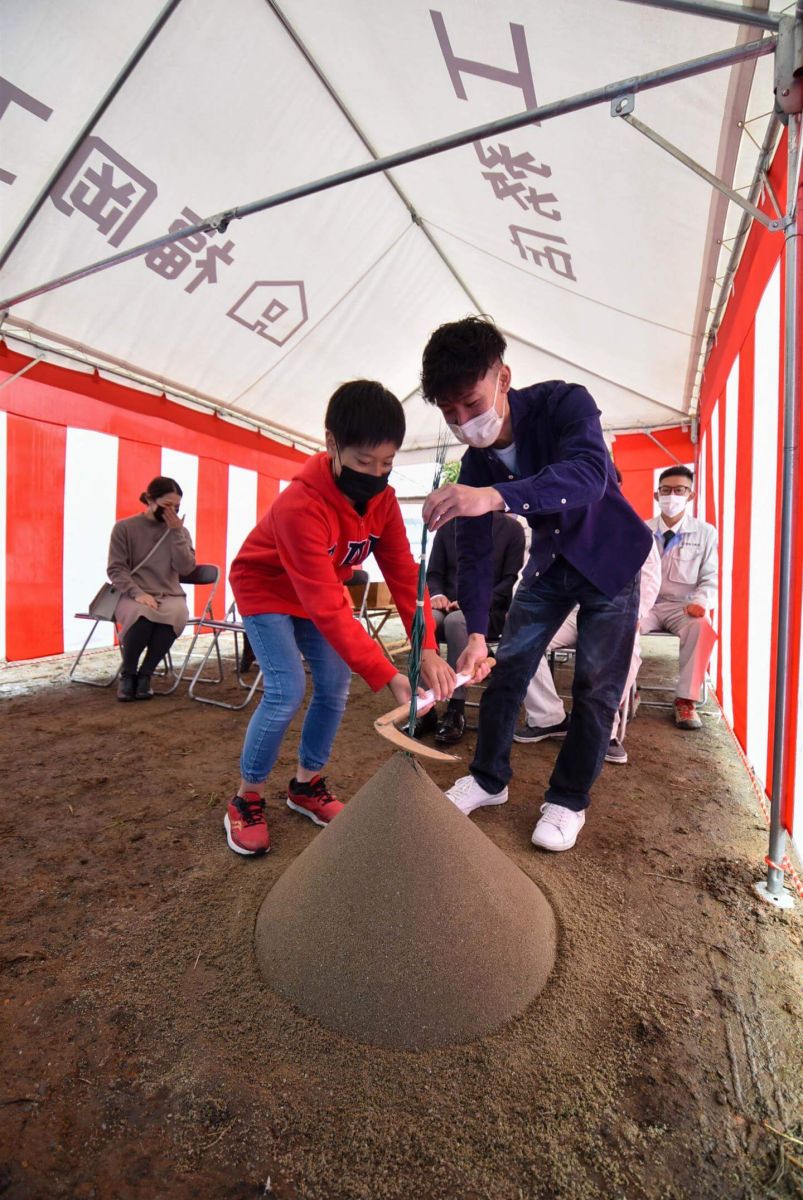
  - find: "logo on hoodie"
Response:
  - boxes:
[340,534,380,567]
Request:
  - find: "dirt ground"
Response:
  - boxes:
[1,644,802,1200]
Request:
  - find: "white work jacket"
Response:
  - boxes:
[647,512,718,609]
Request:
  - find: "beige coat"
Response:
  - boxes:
[108,513,196,637]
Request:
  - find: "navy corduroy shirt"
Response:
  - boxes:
[455,380,653,635]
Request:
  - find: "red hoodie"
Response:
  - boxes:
[230,452,437,691]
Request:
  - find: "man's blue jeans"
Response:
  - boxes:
[470,558,640,811]
[240,613,351,785]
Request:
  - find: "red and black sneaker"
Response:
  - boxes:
[223,792,270,856]
[286,775,344,827]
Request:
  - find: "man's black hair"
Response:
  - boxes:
[658,464,694,486]
[325,380,405,449]
[421,316,507,404]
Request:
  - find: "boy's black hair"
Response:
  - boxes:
[421,316,507,404]
[325,380,405,449]
[658,464,694,486]
[140,476,183,505]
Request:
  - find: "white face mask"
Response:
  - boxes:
[447,371,503,448]
[658,493,688,519]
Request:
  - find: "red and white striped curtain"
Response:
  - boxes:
[0,348,305,663]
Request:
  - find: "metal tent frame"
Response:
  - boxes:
[1,0,800,904]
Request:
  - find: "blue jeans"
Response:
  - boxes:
[470,558,639,811]
[240,614,352,785]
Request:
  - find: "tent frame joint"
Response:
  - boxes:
[612,96,784,232]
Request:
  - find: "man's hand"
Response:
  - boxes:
[422,484,504,532]
[135,592,159,610]
[430,594,451,612]
[685,603,706,619]
[419,648,457,700]
[456,633,492,683]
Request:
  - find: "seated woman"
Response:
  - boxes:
[107,475,196,701]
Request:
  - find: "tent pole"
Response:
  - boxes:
[0,0,183,275]
[0,32,776,312]
[760,111,801,908]
[616,0,780,32]
[704,113,781,365]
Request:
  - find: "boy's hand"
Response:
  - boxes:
[456,634,492,682]
[388,673,412,707]
[423,484,504,531]
[420,649,456,701]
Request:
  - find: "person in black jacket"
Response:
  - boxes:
[424,511,525,744]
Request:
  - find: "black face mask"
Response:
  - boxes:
[334,463,391,508]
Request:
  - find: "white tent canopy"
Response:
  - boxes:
[0,0,788,458]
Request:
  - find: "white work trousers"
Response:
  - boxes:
[639,601,717,700]
[522,610,641,738]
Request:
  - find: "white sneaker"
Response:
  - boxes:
[445,774,508,816]
[531,802,585,852]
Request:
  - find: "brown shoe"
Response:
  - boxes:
[674,698,702,730]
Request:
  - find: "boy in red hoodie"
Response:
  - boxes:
[224,380,455,856]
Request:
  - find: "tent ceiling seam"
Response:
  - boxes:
[421,219,695,339]
[500,328,689,418]
[229,223,414,405]
[0,0,184,274]
[0,324,323,453]
[1,28,776,313]
[264,0,485,315]
[679,8,767,411]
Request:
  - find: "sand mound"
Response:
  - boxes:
[254,753,557,1049]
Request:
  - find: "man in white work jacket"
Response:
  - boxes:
[641,465,718,730]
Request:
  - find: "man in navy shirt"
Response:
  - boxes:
[421,317,651,851]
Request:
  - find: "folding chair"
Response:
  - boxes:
[636,630,714,714]
[154,564,222,694]
[70,563,220,690]
[347,578,410,661]
[463,639,500,731]
[187,600,264,710]
[69,612,122,687]
[545,646,634,743]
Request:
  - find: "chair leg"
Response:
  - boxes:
[188,632,262,710]
[152,626,224,696]
[69,621,121,687]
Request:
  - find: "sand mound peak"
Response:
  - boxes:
[254,753,557,1049]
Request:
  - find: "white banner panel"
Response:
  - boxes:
[62,427,119,651]
[0,411,6,662]
[719,359,740,725]
[747,263,781,788]
[226,465,258,609]
[708,401,720,688]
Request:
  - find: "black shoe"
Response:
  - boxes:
[403,707,439,739]
[135,674,154,700]
[513,715,570,743]
[116,672,136,703]
[435,708,466,745]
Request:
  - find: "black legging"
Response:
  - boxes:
[121,617,177,676]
